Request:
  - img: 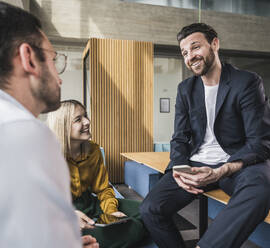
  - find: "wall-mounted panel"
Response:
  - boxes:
[84,38,153,182]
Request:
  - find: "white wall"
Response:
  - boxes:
[154,57,182,143]
[59,50,84,102]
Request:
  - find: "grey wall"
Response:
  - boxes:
[2,0,29,10]
[31,0,270,52]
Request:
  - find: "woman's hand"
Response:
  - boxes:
[75,210,95,229]
[82,235,99,248]
[110,211,127,218]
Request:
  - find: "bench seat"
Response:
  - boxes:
[202,189,270,248]
[204,189,270,224]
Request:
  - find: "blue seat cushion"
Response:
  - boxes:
[124,161,161,198]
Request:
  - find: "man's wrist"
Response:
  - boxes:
[219,163,230,178]
[221,160,243,177]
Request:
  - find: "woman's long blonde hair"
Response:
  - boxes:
[46,99,86,159]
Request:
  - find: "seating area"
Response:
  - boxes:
[123,143,270,248]
[124,160,161,198]
[124,144,169,198]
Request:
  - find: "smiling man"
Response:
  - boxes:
[140,23,270,248]
[0,2,98,247]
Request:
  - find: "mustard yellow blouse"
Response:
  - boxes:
[67,141,118,214]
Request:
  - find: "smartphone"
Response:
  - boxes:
[173,165,197,174]
[93,214,131,227]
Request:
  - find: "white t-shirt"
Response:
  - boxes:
[190,84,230,165]
[0,90,82,247]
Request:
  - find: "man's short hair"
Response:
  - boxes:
[177,23,218,45]
[0,1,45,88]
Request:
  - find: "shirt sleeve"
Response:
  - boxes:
[91,148,118,214]
[0,120,82,248]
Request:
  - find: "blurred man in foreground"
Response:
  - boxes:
[0,2,98,247]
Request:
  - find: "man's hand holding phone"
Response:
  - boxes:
[173,165,204,194]
[173,165,197,174]
[173,164,226,194]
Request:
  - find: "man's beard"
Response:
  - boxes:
[190,47,215,76]
[32,64,61,113]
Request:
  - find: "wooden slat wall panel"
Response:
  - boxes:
[88,38,153,183]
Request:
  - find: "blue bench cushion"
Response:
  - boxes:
[124,161,161,198]
[154,143,170,152]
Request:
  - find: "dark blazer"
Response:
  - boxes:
[167,63,270,170]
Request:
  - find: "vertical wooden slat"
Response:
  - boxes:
[88,38,153,183]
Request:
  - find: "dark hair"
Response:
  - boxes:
[177,23,218,45]
[0,1,45,88]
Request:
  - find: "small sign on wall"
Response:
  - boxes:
[160,98,170,113]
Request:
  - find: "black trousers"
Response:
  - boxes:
[140,161,270,248]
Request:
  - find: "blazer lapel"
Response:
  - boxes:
[215,65,231,118]
[196,77,206,112]
[194,77,207,132]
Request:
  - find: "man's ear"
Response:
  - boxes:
[211,37,220,52]
[18,43,40,77]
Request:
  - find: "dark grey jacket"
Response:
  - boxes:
[167,63,270,170]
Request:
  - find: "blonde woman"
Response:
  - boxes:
[47,100,146,248]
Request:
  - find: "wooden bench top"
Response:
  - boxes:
[121,152,270,224]
[121,152,169,173]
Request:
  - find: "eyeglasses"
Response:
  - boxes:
[32,46,67,75]
[53,51,67,75]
